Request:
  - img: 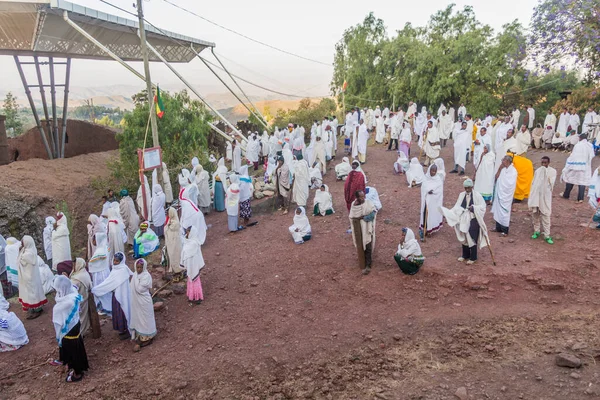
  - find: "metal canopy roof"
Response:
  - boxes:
[0,0,215,62]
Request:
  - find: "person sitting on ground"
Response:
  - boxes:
[335,157,352,181]
[0,293,29,352]
[394,227,424,275]
[561,129,580,152]
[129,259,157,351]
[313,185,334,216]
[133,222,159,259]
[289,207,312,244]
[406,157,425,187]
[393,151,409,175]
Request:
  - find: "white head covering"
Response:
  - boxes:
[293,206,311,232]
[52,275,81,345]
[226,182,240,216]
[88,232,109,273]
[0,298,28,347]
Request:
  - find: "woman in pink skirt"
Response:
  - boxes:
[181,226,205,305]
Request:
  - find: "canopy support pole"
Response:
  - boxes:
[60,58,71,158]
[33,56,55,155]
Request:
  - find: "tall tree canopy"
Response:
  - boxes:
[331,5,529,117]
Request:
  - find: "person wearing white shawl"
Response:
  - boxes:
[569,108,581,134]
[473,144,496,203]
[433,158,446,182]
[515,125,531,156]
[458,103,467,121]
[226,140,233,161]
[164,207,184,275]
[246,134,261,170]
[560,134,595,202]
[493,117,511,164]
[232,139,242,173]
[226,180,241,232]
[375,115,385,143]
[193,165,211,214]
[313,184,334,216]
[238,165,255,227]
[52,275,89,381]
[398,120,412,156]
[92,252,132,339]
[5,237,20,290]
[179,170,207,242]
[556,107,570,138]
[133,222,160,258]
[394,227,424,275]
[88,232,112,314]
[492,156,518,235]
[528,156,557,244]
[130,259,156,349]
[292,155,310,208]
[17,235,47,318]
[442,179,489,265]
[450,121,469,175]
[406,157,425,187]
[422,121,441,167]
[365,186,382,211]
[69,258,92,336]
[136,175,152,221]
[43,216,55,265]
[106,208,125,263]
[419,164,444,240]
[282,146,296,176]
[212,158,228,212]
[150,184,166,237]
[414,112,426,140]
[37,256,54,295]
[0,293,29,352]
[544,110,557,131]
[312,134,327,175]
[437,103,447,118]
[335,156,352,180]
[119,190,139,246]
[394,151,410,174]
[349,191,377,275]
[181,226,205,305]
[51,212,71,272]
[438,110,453,147]
[473,127,492,170]
[159,162,174,204]
[289,206,312,244]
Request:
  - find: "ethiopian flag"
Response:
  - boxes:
[154,86,165,119]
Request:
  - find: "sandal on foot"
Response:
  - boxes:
[66,371,83,383]
[26,310,43,320]
[49,359,63,366]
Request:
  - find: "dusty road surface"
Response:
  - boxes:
[1,141,600,400]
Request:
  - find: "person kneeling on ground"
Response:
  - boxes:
[289,207,312,244]
[133,222,160,259]
[394,227,425,275]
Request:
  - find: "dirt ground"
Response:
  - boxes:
[2,140,600,400]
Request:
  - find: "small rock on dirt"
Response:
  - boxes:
[175,381,188,390]
[393,334,401,341]
[555,353,582,368]
[464,276,490,290]
[172,283,186,295]
[454,387,467,400]
[250,282,259,287]
[570,372,581,379]
[538,281,565,291]
[159,289,173,297]
[153,302,165,311]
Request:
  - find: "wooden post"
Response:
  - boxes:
[351,218,366,269]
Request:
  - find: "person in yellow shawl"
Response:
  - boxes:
[509,152,534,202]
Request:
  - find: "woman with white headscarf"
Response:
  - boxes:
[335,156,352,180]
[394,151,410,174]
[130,259,156,350]
[92,252,132,340]
[136,175,152,221]
[69,258,92,336]
[406,157,425,187]
[474,144,496,203]
[394,227,424,275]
[292,155,310,208]
[43,216,56,265]
[160,162,174,204]
[238,165,255,226]
[51,275,89,382]
[37,256,54,295]
[51,212,71,272]
[246,134,261,170]
[164,207,184,275]
[118,191,139,246]
[18,236,47,319]
[194,164,212,214]
[419,164,444,240]
[313,184,334,216]
[289,206,312,244]
[0,293,29,352]
[433,158,446,181]
[181,226,205,305]
[110,202,128,245]
[226,179,241,232]
[88,232,112,314]
[5,237,20,290]
[106,208,125,263]
[151,184,166,237]
[179,169,207,243]
[212,158,228,212]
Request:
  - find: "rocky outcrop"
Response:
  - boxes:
[0,191,48,250]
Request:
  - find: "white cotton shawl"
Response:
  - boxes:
[335,157,352,178]
[313,185,334,216]
[5,238,20,288]
[0,307,29,347]
[181,226,205,280]
[88,232,109,274]
[51,214,71,270]
[119,196,139,246]
[239,165,253,202]
[129,259,156,338]
[420,167,444,231]
[151,184,166,227]
[17,236,46,308]
[92,255,132,327]
[43,216,55,261]
[37,256,54,295]
[492,165,517,226]
[226,182,241,216]
[396,228,422,258]
[366,186,382,211]
[442,191,489,248]
[164,208,184,274]
[107,208,125,262]
[349,200,377,250]
[52,275,81,346]
[179,185,207,244]
[406,158,425,187]
[474,151,496,198]
[528,166,557,215]
[137,175,152,220]
[291,207,311,236]
[194,165,212,208]
[292,159,310,207]
[561,139,594,186]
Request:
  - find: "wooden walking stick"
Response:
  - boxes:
[483,231,497,266]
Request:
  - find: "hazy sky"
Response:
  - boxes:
[1,0,539,98]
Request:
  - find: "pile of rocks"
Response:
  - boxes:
[254,181,277,199]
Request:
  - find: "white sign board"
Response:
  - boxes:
[142,148,162,170]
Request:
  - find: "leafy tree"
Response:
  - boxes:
[95,115,116,127]
[529,0,600,82]
[3,92,23,135]
[552,87,600,119]
[111,89,212,191]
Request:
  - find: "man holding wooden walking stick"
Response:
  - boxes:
[349,190,377,275]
